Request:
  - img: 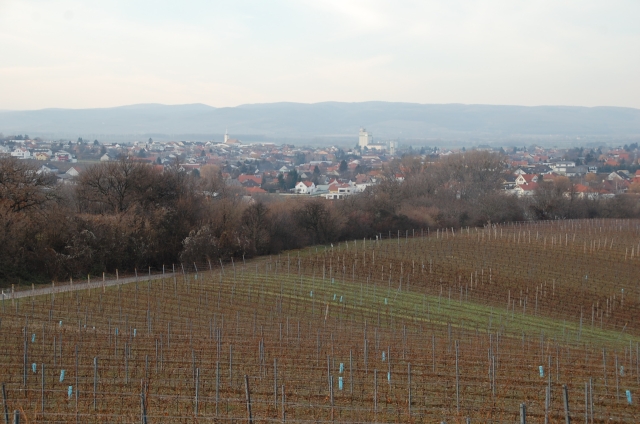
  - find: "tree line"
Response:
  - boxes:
[1,151,639,286]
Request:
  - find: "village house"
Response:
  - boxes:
[38,163,59,175]
[10,147,31,159]
[502,175,517,190]
[295,181,316,194]
[66,167,81,177]
[512,182,538,197]
[514,174,538,185]
[33,149,53,160]
[607,171,630,181]
[238,174,262,188]
[53,150,75,162]
[324,182,355,200]
[551,161,576,175]
[100,152,118,161]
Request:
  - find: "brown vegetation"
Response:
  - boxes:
[1,152,640,286]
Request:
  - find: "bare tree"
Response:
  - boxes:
[438,151,505,200]
[530,178,573,220]
[77,158,153,213]
[294,199,339,245]
[241,201,271,255]
[0,157,57,213]
[0,157,62,284]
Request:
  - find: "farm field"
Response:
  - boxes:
[1,219,639,423]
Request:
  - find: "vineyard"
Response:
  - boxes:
[1,219,639,423]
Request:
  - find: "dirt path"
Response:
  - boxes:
[0,254,279,301]
[1,272,178,300]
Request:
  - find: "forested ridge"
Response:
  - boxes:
[1,151,638,286]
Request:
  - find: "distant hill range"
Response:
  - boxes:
[1,102,640,145]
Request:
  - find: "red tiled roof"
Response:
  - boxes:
[238,174,262,185]
[573,184,592,193]
[518,182,538,191]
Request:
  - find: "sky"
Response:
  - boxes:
[0,0,639,110]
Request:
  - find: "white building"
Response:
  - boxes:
[37,164,59,175]
[358,128,372,149]
[389,141,397,156]
[295,181,316,194]
[66,167,81,177]
[11,148,31,159]
[551,161,576,175]
[354,182,373,193]
[223,129,241,145]
[100,152,117,161]
[324,182,356,200]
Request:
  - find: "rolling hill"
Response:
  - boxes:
[1,102,640,144]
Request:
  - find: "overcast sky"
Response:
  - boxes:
[1,0,639,110]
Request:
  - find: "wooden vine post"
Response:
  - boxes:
[244,375,253,424]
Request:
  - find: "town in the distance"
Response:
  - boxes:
[3,127,639,199]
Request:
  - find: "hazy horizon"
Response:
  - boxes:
[2,102,640,146]
[1,1,639,111]
[3,100,640,114]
